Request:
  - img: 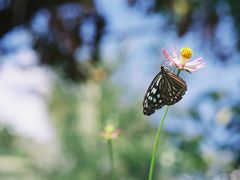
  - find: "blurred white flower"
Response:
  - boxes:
[216,108,233,125]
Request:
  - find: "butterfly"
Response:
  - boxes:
[143,66,187,116]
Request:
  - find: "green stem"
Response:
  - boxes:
[148,105,169,180]
[177,69,181,76]
[108,139,114,180]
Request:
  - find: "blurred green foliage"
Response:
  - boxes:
[0,0,240,179]
[1,75,239,179]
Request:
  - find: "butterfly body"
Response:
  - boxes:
[143,66,187,116]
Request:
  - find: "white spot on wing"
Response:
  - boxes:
[148,96,152,100]
[151,88,157,94]
[156,75,161,86]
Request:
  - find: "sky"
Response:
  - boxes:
[0,0,240,145]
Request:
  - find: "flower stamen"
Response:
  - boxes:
[181,47,193,59]
[181,47,193,66]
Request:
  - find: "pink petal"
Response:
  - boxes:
[196,64,206,69]
[185,58,205,69]
[172,48,181,65]
[190,57,203,63]
[186,57,204,66]
[185,63,202,69]
[162,48,172,62]
[177,63,183,69]
[173,47,177,57]
[162,48,181,66]
[173,57,181,66]
[184,63,205,72]
[184,66,198,72]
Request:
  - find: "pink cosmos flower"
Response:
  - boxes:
[162,47,206,72]
[101,124,120,140]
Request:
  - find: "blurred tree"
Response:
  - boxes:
[1,0,239,81]
[0,0,105,81]
[128,0,240,61]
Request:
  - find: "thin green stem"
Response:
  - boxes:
[148,105,169,180]
[177,69,181,76]
[108,139,114,180]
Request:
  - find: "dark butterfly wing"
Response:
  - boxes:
[143,72,165,115]
[160,71,187,105]
[143,67,187,116]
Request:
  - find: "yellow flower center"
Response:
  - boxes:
[181,47,193,66]
[102,124,115,140]
[105,124,115,134]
